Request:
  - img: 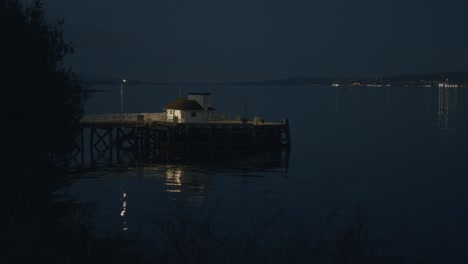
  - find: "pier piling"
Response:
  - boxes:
[73,119,291,167]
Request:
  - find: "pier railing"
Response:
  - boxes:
[81,113,167,123]
[81,112,283,126]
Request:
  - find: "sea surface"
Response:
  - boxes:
[68,84,468,263]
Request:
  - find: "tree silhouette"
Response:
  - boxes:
[3,0,89,165]
[2,1,92,263]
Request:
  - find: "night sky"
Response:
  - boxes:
[40,0,468,83]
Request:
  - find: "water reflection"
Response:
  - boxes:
[331,86,351,116]
[164,167,210,203]
[120,177,128,231]
[140,148,289,203]
[438,86,458,139]
[165,168,182,193]
[160,146,290,173]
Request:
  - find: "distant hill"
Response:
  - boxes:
[253,76,334,85]
[382,71,468,86]
[244,71,468,87]
[80,74,167,85]
[80,71,468,87]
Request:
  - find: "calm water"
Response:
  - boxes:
[70,84,468,263]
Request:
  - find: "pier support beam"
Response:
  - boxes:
[80,127,84,167]
[89,128,95,167]
[77,120,291,168]
[108,127,113,166]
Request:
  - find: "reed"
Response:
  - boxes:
[150,195,419,264]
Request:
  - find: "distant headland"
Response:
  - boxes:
[82,71,468,88]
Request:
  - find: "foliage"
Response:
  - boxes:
[3,0,89,168]
[1,1,98,263]
[153,198,419,264]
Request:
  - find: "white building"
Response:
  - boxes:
[164,92,215,123]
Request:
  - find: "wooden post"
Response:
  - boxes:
[116,128,121,164]
[108,127,113,166]
[155,130,161,160]
[167,127,170,145]
[89,128,95,167]
[253,126,257,147]
[229,126,233,151]
[209,125,213,160]
[134,128,140,163]
[144,125,150,160]
[283,119,291,149]
[185,126,190,157]
[80,127,84,167]
[283,147,290,173]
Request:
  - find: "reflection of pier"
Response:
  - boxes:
[164,167,211,203]
[438,86,458,139]
[70,118,291,170]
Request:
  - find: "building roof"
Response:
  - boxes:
[164,98,204,110]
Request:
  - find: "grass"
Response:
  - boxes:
[9,176,423,264]
[146,194,422,264]
[5,186,426,264]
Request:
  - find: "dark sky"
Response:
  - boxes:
[40,0,468,83]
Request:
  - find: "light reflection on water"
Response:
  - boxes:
[70,84,468,263]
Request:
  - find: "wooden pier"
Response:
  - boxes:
[71,116,291,168]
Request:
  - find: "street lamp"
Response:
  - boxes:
[120,79,126,120]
